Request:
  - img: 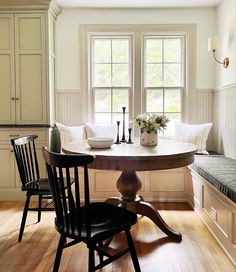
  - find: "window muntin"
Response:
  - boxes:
[91,36,131,124]
[90,34,185,133]
[93,88,129,124]
[144,36,184,134]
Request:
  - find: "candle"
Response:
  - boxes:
[127,127,134,144]
[114,120,121,144]
[121,107,126,142]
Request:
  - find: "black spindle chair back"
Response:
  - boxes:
[11,135,53,242]
[11,134,40,190]
[44,148,94,239]
[42,147,141,272]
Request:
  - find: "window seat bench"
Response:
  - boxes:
[190,155,236,203]
[188,155,236,267]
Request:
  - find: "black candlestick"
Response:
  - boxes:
[127,128,134,144]
[121,106,126,142]
[114,121,121,144]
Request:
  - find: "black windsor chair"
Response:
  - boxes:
[42,147,141,272]
[11,134,53,242]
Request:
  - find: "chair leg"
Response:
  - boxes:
[53,235,65,272]
[98,241,103,264]
[38,195,42,222]
[88,247,95,272]
[126,229,141,272]
[18,194,31,242]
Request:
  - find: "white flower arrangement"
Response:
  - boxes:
[133,113,169,134]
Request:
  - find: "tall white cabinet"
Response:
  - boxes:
[0,0,60,199]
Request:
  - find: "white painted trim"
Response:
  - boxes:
[196,88,213,93]
[80,23,196,124]
[56,89,81,93]
[215,83,236,92]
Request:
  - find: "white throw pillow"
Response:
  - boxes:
[84,123,117,140]
[175,122,213,154]
[56,122,86,146]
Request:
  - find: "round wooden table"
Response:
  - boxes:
[62,138,196,241]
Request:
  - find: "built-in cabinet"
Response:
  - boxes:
[0,1,60,199]
[0,1,59,125]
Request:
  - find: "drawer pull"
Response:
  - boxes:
[11,97,20,100]
[9,134,20,137]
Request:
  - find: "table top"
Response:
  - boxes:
[62,138,197,171]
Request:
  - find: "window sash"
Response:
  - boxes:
[143,35,184,88]
[142,35,185,120]
[90,35,133,123]
[144,86,183,117]
[92,87,131,123]
[91,36,132,88]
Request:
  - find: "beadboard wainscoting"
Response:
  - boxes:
[56,89,83,125]
[214,84,236,160]
[196,89,214,150]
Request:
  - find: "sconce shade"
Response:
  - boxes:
[208,36,229,69]
[208,36,219,51]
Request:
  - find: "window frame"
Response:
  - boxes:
[142,34,185,121]
[90,35,133,123]
[80,24,196,125]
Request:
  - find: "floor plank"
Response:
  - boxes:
[0,201,235,272]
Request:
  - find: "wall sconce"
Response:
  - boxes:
[208,36,229,69]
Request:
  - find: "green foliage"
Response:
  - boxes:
[133,113,169,133]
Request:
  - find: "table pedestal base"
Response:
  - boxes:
[106,170,182,242]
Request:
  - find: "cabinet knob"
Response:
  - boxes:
[11,97,20,100]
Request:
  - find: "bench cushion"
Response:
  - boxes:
[190,155,236,203]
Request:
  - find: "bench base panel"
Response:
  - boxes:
[188,168,236,267]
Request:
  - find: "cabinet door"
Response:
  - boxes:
[0,14,15,124]
[0,145,15,188]
[14,13,47,125]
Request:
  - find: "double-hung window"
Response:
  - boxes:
[143,35,184,134]
[89,30,185,135]
[91,36,132,125]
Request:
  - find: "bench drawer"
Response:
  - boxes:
[203,186,230,237]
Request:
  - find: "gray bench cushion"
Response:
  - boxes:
[190,155,236,203]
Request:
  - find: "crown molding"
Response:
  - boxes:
[0,0,60,12]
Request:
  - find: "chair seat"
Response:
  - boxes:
[24,178,51,192]
[55,202,137,242]
[24,177,74,194]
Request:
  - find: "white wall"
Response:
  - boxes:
[216,0,236,87]
[55,7,216,90]
[213,0,236,159]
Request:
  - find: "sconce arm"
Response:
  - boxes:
[212,50,229,68]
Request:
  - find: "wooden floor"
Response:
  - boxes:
[0,201,235,272]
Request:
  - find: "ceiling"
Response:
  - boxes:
[55,0,222,9]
